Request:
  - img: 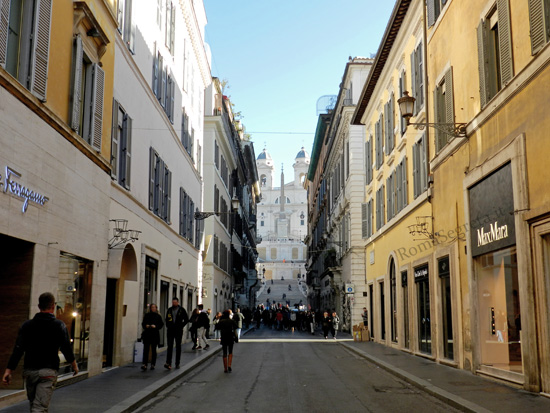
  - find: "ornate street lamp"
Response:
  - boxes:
[397,91,466,138]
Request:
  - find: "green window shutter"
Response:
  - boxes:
[528,0,549,55]
[111,99,119,179]
[497,0,514,85]
[361,203,368,238]
[420,135,427,192]
[402,157,408,207]
[389,93,394,151]
[444,67,455,146]
[477,20,489,108]
[90,64,105,152]
[70,35,84,132]
[30,0,52,101]
[0,0,10,67]
[417,43,424,110]
[410,51,417,114]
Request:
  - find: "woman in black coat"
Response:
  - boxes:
[216,310,238,373]
[141,304,164,371]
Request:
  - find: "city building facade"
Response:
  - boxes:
[106,0,211,367]
[203,78,260,315]
[0,0,117,387]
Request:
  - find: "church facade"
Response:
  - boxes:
[255,149,309,287]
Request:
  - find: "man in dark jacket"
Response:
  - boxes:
[2,292,78,411]
[196,304,210,350]
[164,298,189,369]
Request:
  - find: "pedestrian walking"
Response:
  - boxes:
[189,308,200,349]
[307,311,315,335]
[216,310,238,373]
[141,304,164,371]
[321,311,331,339]
[290,311,297,332]
[164,298,189,370]
[331,311,340,339]
[212,312,222,340]
[196,304,210,350]
[205,308,212,339]
[233,307,245,339]
[2,292,79,412]
[362,307,368,328]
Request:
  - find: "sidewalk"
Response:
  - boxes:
[1,339,222,413]
[340,339,550,413]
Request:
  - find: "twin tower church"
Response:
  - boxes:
[255,148,309,283]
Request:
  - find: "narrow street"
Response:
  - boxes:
[136,329,459,413]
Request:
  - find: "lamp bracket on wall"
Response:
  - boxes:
[108,219,141,249]
[407,216,434,241]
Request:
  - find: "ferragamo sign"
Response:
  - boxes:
[0,166,49,213]
[469,163,515,257]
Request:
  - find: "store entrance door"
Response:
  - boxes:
[103,278,117,367]
[0,235,34,390]
[417,278,431,354]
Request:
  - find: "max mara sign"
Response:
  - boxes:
[469,163,515,257]
[0,166,49,213]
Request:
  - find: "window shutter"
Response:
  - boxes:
[497,0,514,85]
[402,157,408,207]
[417,43,424,109]
[361,203,367,238]
[117,0,124,29]
[89,64,104,152]
[529,0,549,55]
[420,135,427,192]
[389,93,394,151]
[149,148,155,210]
[477,20,489,108]
[179,188,184,235]
[152,43,158,96]
[157,54,164,102]
[170,2,175,53]
[427,0,436,27]
[396,163,402,212]
[70,35,84,132]
[170,71,175,121]
[0,0,10,67]
[165,167,171,222]
[434,87,444,152]
[30,0,52,101]
[413,142,419,198]
[410,51,417,114]
[123,115,132,189]
[444,68,455,147]
[111,99,119,179]
[381,184,385,226]
[160,58,166,106]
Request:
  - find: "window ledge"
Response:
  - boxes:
[74,2,110,59]
[397,136,407,152]
[386,151,395,167]
[376,168,384,182]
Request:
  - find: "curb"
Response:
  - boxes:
[104,346,222,413]
[339,342,492,413]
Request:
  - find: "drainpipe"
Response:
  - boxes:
[423,0,432,202]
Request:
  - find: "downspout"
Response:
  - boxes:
[423,1,432,201]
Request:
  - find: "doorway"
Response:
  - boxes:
[380,281,386,341]
[417,275,431,354]
[160,280,170,347]
[103,278,117,367]
[369,284,374,339]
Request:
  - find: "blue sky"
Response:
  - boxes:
[204,1,396,180]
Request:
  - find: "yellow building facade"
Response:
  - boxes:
[0,0,117,392]
[425,0,550,392]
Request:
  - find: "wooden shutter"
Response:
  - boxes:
[152,43,158,96]
[170,70,175,121]
[111,99,120,178]
[0,0,10,67]
[362,203,368,238]
[434,87,443,152]
[410,51,418,115]
[413,142,419,198]
[389,93,394,151]
[444,68,455,147]
[123,116,132,189]
[529,0,549,54]
[70,35,84,132]
[170,2,175,53]
[427,0,436,27]
[420,135,427,192]
[30,0,52,101]
[149,148,155,210]
[179,188,184,235]
[164,167,171,222]
[399,72,407,134]
[117,0,124,29]
[497,0,514,85]
[417,43,424,109]
[402,157,408,207]
[160,56,166,105]
[477,20,489,108]
[90,64,105,152]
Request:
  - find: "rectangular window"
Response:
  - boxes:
[116,0,135,52]
[149,148,171,223]
[410,42,424,115]
[365,136,373,185]
[384,94,395,155]
[181,109,189,151]
[434,68,455,153]
[361,200,373,238]
[395,157,407,212]
[477,1,513,107]
[375,115,384,169]
[427,0,448,27]
[70,35,105,151]
[529,0,550,55]
[180,188,188,238]
[111,100,132,189]
[399,70,407,135]
[213,236,219,265]
[376,185,385,231]
[1,0,52,101]
[412,135,428,199]
[386,171,395,221]
[165,1,175,54]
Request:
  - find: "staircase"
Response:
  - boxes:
[256,279,306,308]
